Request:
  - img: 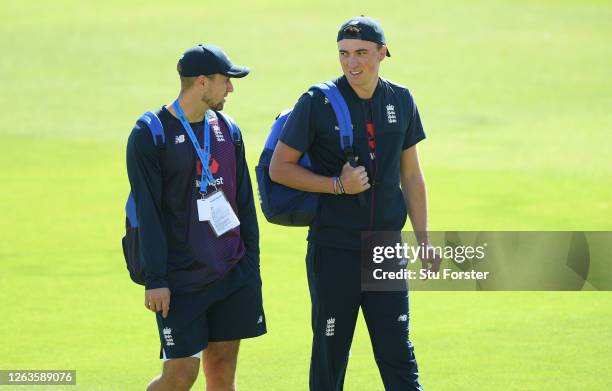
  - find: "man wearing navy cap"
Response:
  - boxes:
[270,17,438,390]
[127,44,265,391]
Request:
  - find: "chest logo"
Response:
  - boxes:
[175,134,186,144]
[386,104,397,124]
[198,157,220,175]
[208,116,226,142]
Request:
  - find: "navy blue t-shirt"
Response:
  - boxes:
[127,107,259,293]
[279,76,426,249]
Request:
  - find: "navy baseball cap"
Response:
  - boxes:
[337,16,391,57]
[177,44,250,78]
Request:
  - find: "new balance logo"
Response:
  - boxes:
[163,327,175,346]
[257,315,263,324]
[397,314,408,322]
[175,135,185,144]
[386,104,397,124]
[325,318,336,336]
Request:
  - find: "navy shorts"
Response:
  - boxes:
[156,280,266,360]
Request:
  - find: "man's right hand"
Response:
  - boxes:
[145,287,171,318]
[340,162,371,194]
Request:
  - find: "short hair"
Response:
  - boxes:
[179,76,197,91]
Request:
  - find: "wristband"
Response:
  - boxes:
[337,176,346,195]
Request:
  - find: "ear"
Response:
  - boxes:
[379,46,387,61]
[197,75,208,89]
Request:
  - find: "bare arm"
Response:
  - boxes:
[400,145,428,242]
[269,141,370,195]
[401,145,440,271]
[269,141,335,193]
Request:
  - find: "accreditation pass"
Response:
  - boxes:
[197,190,240,236]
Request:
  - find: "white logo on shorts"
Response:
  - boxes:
[163,327,175,346]
[325,318,336,337]
[257,315,263,324]
[397,314,408,322]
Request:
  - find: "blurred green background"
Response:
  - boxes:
[1,0,611,389]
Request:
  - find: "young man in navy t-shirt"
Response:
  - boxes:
[127,44,265,391]
[270,17,440,391]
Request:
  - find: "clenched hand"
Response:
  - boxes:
[339,162,371,194]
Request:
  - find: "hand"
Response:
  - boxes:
[420,245,442,275]
[339,162,371,194]
[145,288,171,318]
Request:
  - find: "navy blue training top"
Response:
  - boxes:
[279,76,426,249]
[126,106,260,293]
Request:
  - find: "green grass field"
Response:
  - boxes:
[2,0,611,389]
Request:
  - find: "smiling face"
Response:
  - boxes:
[338,39,387,98]
[201,74,234,111]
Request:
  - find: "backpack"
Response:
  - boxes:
[255,81,355,226]
[122,110,242,285]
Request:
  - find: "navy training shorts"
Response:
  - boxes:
[155,280,266,360]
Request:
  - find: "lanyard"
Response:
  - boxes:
[172,99,216,194]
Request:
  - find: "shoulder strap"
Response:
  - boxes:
[216,110,242,149]
[310,81,365,206]
[127,111,164,227]
[309,81,355,163]
[137,111,165,147]
[215,111,245,184]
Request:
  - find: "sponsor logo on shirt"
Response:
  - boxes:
[195,156,224,187]
[175,134,186,144]
[195,177,224,188]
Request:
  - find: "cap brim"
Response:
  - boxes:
[385,46,391,57]
[223,65,250,78]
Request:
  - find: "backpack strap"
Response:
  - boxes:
[215,111,246,187]
[216,110,242,150]
[309,81,356,165]
[310,81,366,206]
[137,111,165,147]
[127,111,165,228]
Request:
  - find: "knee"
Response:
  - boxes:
[204,347,238,387]
[160,362,199,391]
[205,351,237,377]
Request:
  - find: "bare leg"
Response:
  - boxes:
[146,356,200,391]
[203,340,240,391]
